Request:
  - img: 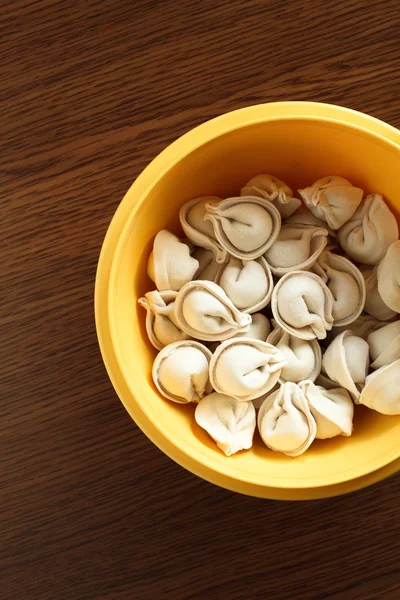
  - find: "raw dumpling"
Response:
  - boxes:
[209,338,287,401]
[314,373,339,390]
[240,173,301,218]
[299,176,363,230]
[234,313,271,341]
[271,271,334,340]
[147,230,199,291]
[285,208,334,231]
[267,323,321,383]
[337,193,398,265]
[138,290,190,350]
[265,224,328,276]
[358,360,400,415]
[204,196,281,260]
[257,382,317,457]
[328,313,387,341]
[367,320,400,369]
[195,392,256,455]
[218,256,273,313]
[299,380,354,439]
[322,330,369,400]
[312,250,365,326]
[179,196,227,263]
[361,266,397,321]
[152,341,213,403]
[174,280,251,341]
[192,247,227,282]
[377,241,400,313]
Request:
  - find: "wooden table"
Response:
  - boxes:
[2,1,400,598]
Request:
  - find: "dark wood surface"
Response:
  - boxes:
[2,1,400,598]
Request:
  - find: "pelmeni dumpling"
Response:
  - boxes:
[258,382,317,457]
[299,380,354,439]
[265,224,329,276]
[338,193,399,264]
[361,266,397,321]
[234,313,271,341]
[147,230,199,291]
[152,341,213,403]
[322,330,369,400]
[328,313,387,341]
[377,241,400,313]
[218,256,273,313]
[195,392,256,455]
[285,209,334,231]
[267,323,321,383]
[174,280,252,341]
[138,290,190,350]
[209,338,287,401]
[314,373,338,390]
[179,196,227,263]
[204,196,281,260]
[192,247,227,282]
[299,176,363,230]
[358,359,400,415]
[240,173,301,218]
[312,250,365,326]
[367,320,400,370]
[271,271,334,340]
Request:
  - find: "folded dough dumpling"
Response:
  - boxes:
[338,193,398,264]
[138,290,190,350]
[257,382,317,456]
[179,196,227,263]
[218,256,273,313]
[240,173,301,218]
[328,313,386,341]
[265,224,329,276]
[361,266,397,321]
[285,208,334,231]
[192,247,227,282]
[322,330,369,400]
[195,392,256,455]
[367,320,400,369]
[174,280,251,341]
[271,271,334,340]
[152,341,213,403]
[377,241,400,313]
[233,313,271,341]
[147,230,199,291]
[267,323,321,383]
[314,373,339,390]
[209,338,287,401]
[204,196,281,260]
[312,250,365,326]
[299,176,363,230]
[299,380,354,439]
[358,360,400,415]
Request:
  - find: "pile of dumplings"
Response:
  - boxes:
[139,174,400,458]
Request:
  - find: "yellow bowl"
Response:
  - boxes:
[100,102,400,498]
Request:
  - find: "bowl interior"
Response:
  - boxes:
[109,116,400,488]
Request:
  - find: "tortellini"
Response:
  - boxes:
[138,290,190,350]
[204,196,281,259]
[258,382,316,457]
[180,196,227,263]
[152,341,212,403]
[147,230,199,291]
[209,338,287,401]
[377,241,400,313]
[218,256,273,313]
[195,392,256,455]
[299,176,363,230]
[338,193,398,264]
[174,280,252,341]
[240,173,301,218]
[271,271,334,340]
[265,224,329,276]
[312,250,365,326]
[267,323,321,383]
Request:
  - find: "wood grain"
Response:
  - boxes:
[1,1,400,598]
